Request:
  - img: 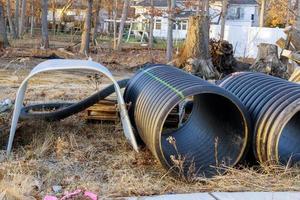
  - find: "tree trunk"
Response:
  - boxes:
[175,15,218,79]
[220,0,228,40]
[259,0,265,27]
[296,0,300,29]
[113,0,118,49]
[203,0,210,16]
[0,2,9,48]
[197,0,202,15]
[80,0,93,54]
[166,0,175,62]
[41,0,49,49]
[251,43,288,78]
[92,0,101,45]
[19,0,27,38]
[115,0,129,50]
[15,0,20,37]
[30,0,34,37]
[52,0,57,34]
[286,0,292,27]
[149,0,154,48]
[6,0,17,39]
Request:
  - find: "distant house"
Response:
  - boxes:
[132,0,259,39]
[220,0,259,27]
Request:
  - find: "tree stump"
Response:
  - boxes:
[285,27,300,51]
[175,15,219,79]
[210,39,236,76]
[250,43,288,79]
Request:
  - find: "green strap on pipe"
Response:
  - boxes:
[143,70,185,100]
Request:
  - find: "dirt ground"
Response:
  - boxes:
[1,49,300,199]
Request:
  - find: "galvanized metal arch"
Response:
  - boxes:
[7,59,138,155]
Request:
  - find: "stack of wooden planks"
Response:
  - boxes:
[86,99,119,122]
[86,99,182,127]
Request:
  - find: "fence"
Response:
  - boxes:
[210,25,286,58]
[153,25,286,59]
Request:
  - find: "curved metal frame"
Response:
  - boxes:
[7,59,138,154]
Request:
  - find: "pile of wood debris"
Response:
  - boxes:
[210,39,236,77]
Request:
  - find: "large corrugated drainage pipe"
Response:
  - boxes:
[219,72,300,165]
[124,65,251,178]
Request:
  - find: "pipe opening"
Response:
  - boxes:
[278,111,300,165]
[161,93,247,178]
[162,99,193,132]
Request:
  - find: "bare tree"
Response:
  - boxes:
[80,0,93,54]
[116,0,130,50]
[92,0,101,45]
[259,0,266,27]
[19,0,27,37]
[0,2,9,47]
[30,0,35,37]
[15,0,20,37]
[149,0,154,48]
[113,0,118,49]
[203,0,210,16]
[220,0,228,40]
[287,0,291,27]
[296,0,300,29]
[51,0,57,33]
[166,0,175,62]
[6,0,17,38]
[41,0,49,48]
[197,0,202,14]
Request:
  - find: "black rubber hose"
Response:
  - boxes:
[124,65,251,178]
[219,72,300,165]
[20,79,129,121]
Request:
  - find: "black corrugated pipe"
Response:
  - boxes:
[124,65,251,178]
[219,72,300,166]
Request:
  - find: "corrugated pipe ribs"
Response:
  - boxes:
[124,65,251,178]
[219,72,300,165]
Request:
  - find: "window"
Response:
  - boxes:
[173,22,177,30]
[182,20,187,30]
[173,20,188,30]
[227,7,245,20]
[155,19,162,30]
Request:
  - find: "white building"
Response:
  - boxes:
[132,0,259,39]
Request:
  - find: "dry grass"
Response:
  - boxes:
[1,55,300,199]
[1,117,300,199]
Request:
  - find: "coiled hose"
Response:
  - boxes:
[219,72,300,165]
[20,79,129,121]
[124,65,251,178]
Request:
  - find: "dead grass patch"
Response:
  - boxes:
[1,56,300,199]
[1,117,300,199]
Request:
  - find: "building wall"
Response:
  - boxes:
[225,4,259,27]
[136,3,259,28]
[48,9,85,22]
[153,22,285,59]
[153,17,188,40]
[210,25,285,58]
